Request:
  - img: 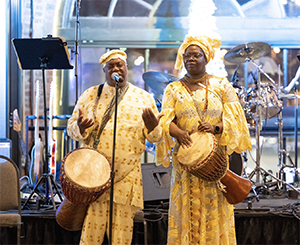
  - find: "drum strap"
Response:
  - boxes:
[92,83,129,149]
[180,79,222,122]
[197,83,222,102]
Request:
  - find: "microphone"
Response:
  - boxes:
[283,65,300,93]
[111,72,124,83]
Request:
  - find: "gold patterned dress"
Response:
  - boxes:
[156,75,252,245]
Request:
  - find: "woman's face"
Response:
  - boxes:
[183,45,207,78]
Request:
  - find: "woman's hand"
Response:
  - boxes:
[170,122,194,149]
[177,129,194,149]
[197,121,214,134]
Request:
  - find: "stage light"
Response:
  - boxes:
[268,137,277,144]
[134,56,144,66]
[273,47,281,54]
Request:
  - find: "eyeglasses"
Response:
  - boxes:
[183,53,203,59]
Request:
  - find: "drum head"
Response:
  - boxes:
[177,132,215,168]
[64,148,111,189]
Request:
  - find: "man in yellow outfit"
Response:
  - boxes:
[67,49,163,245]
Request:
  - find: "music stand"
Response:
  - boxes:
[12,35,73,210]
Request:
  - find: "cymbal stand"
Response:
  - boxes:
[245,58,297,191]
[277,104,299,190]
[247,64,264,185]
[277,76,300,190]
[241,152,260,202]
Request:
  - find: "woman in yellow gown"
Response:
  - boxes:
[156,35,252,245]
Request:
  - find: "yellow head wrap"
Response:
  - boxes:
[99,49,127,67]
[174,35,221,71]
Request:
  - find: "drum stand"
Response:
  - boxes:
[12,36,72,210]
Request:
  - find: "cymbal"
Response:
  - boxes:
[224,42,271,64]
[142,71,178,95]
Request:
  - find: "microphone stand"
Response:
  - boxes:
[108,81,120,245]
[293,81,299,168]
[74,0,81,149]
[74,0,81,105]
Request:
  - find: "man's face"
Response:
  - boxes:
[103,58,128,88]
[183,45,207,78]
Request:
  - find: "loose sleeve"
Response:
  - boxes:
[156,84,176,168]
[218,79,252,155]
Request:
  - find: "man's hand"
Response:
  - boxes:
[142,108,164,133]
[77,108,94,135]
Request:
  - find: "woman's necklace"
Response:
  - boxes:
[183,73,208,85]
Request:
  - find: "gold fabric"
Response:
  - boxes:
[156,76,252,245]
[67,82,162,244]
[99,49,127,67]
[175,35,221,71]
[80,189,139,245]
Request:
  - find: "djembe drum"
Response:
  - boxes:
[177,131,251,204]
[56,147,111,231]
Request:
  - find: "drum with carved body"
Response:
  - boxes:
[56,147,111,231]
[177,132,251,205]
[177,132,227,181]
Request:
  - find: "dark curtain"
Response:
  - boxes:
[1,210,300,245]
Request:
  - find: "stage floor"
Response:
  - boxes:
[235,192,300,210]
[2,192,300,245]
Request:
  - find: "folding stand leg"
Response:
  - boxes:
[22,173,63,210]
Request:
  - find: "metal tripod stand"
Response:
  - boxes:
[276,104,299,190]
[247,67,298,193]
[12,36,73,210]
[245,60,298,192]
[275,75,300,190]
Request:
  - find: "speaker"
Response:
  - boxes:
[141,162,172,202]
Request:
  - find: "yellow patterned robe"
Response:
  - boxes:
[67,82,162,244]
[156,76,252,245]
